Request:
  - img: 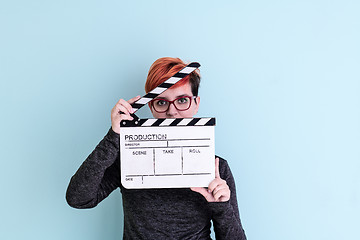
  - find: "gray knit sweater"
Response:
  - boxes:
[66,128,246,240]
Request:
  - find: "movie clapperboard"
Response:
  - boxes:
[120,62,216,189]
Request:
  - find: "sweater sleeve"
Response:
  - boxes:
[66,128,121,209]
[208,157,247,240]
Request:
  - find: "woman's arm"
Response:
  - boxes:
[66,96,141,208]
[65,128,120,208]
[209,158,247,240]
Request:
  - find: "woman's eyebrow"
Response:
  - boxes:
[153,96,169,100]
[174,94,190,99]
[153,94,188,100]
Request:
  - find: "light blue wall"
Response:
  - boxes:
[1,1,359,239]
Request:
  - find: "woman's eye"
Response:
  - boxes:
[156,100,167,106]
[177,97,188,104]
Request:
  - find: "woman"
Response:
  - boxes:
[66,57,246,239]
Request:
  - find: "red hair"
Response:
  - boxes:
[145,57,200,95]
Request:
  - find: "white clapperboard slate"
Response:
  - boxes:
[119,62,216,189]
[120,118,215,189]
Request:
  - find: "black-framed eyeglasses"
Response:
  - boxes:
[150,96,196,113]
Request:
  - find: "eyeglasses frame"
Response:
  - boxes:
[150,96,197,113]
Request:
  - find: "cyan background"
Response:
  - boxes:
[1,0,359,239]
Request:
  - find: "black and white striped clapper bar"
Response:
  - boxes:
[119,62,216,189]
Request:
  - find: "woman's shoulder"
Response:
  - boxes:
[215,155,229,165]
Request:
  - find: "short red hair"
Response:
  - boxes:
[145,57,201,96]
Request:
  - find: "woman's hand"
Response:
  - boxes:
[111,96,141,134]
[191,157,230,202]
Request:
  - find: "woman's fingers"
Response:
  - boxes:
[212,182,230,201]
[213,187,230,202]
[128,95,141,104]
[192,178,230,202]
[111,96,141,134]
[208,178,226,193]
[115,95,140,115]
[117,99,134,115]
[113,103,127,116]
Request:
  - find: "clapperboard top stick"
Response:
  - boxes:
[127,62,200,120]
